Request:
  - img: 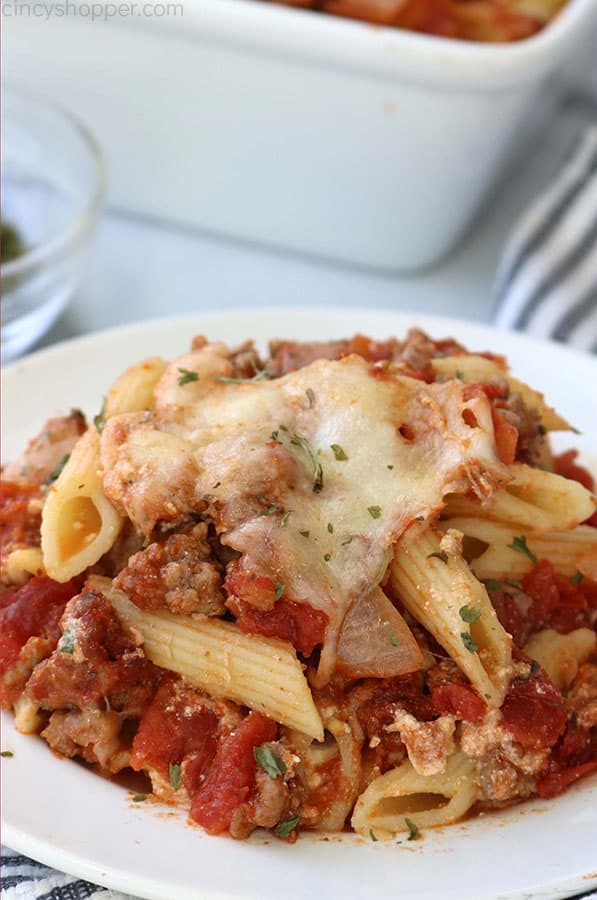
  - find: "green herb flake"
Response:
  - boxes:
[254,745,286,779]
[323,553,332,562]
[369,828,378,842]
[461,632,478,654]
[459,605,481,624]
[132,793,147,802]
[20,464,32,477]
[306,387,315,408]
[387,464,394,470]
[331,444,348,462]
[327,522,334,534]
[507,535,537,565]
[93,398,106,433]
[341,536,353,546]
[177,367,199,386]
[169,762,182,791]
[538,424,547,436]
[405,818,420,841]
[387,634,401,647]
[274,815,300,838]
[275,582,286,601]
[570,571,584,585]
[299,530,310,538]
[281,511,291,527]
[427,551,448,563]
[59,630,75,654]
[455,369,465,382]
[481,578,502,592]
[259,505,284,517]
[368,506,382,519]
[49,454,70,482]
[1,751,14,758]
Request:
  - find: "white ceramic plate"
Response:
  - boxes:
[2,308,597,900]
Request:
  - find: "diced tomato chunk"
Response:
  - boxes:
[0,480,42,564]
[537,761,597,799]
[431,683,486,723]
[522,560,597,635]
[0,575,81,673]
[224,567,278,611]
[191,711,277,834]
[131,677,218,794]
[230,596,328,657]
[501,666,567,751]
[554,449,594,492]
[491,406,518,466]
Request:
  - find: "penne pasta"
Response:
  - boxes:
[390,524,512,707]
[442,518,597,581]
[3,547,45,585]
[523,628,596,691]
[41,428,123,582]
[93,576,324,741]
[444,463,596,532]
[352,751,477,840]
[104,356,167,418]
[431,355,570,431]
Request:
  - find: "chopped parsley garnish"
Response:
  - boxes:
[259,504,284,517]
[427,551,448,563]
[459,605,481,624]
[49,454,70,482]
[330,444,348,461]
[169,762,182,791]
[216,368,271,384]
[177,368,199,386]
[281,511,291,527]
[306,387,315,408]
[274,815,300,838]
[93,398,106,433]
[275,581,286,601]
[20,464,32,477]
[254,745,286,779]
[299,530,310,538]
[368,506,382,519]
[455,369,465,381]
[507,535,537,565]
[405,818,419,841]
[505,578,522,589]
[369,828,378,842]
[323,553,332,562]
[481,578,502,592]
[59,630,75,654]
[1,751,14,758]
[538,424,547,436]
[132,793,147,802]
[327,522,334,534]
[570,571,584,585]
[341,536,353,546]
[387,634,401,647]
[387,464,394,470]
[461,632,478,654]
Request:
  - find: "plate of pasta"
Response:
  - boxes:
[1,307,596,900]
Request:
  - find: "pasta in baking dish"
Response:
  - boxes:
[1,329,596,842]
[259,0,568,42]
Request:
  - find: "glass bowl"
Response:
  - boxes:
[1,86,105,361]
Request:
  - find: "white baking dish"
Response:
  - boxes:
[3,0,595,270]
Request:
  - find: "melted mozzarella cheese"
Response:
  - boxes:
[102,343,508,683]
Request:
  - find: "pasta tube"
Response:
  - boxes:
[390,524,511,706]
[352,751,477,840]
[93,577,324,741]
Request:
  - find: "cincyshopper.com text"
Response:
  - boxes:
[2,1,184,21]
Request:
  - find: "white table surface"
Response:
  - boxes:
[32,83,596,354]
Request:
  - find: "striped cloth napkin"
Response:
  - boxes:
[2,127,597,900]
[493,126,597,352]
